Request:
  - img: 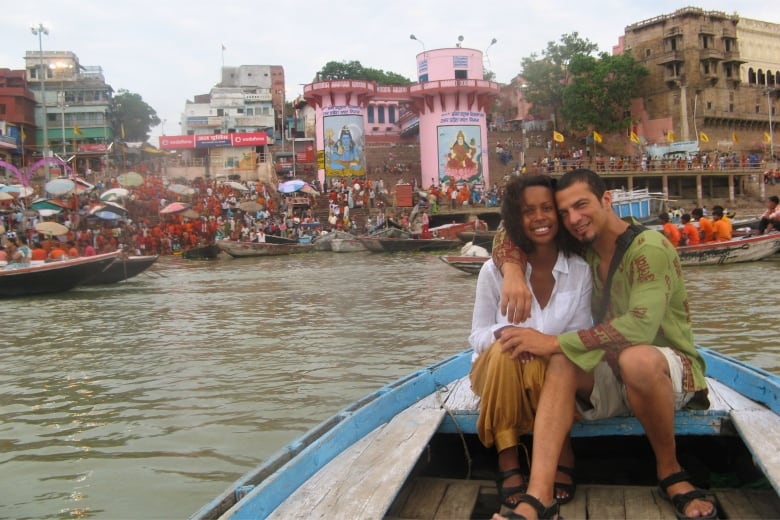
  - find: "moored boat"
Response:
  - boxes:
[329,238,367,253]
[217,240,314,258]
[439,254,489,274]
[428,218,488,240]
[311,230,360,251]
[456,229,497,251]
[677,232,780,266]
[191,347,780,520]
[81,254,159,285]
[183,244,221,260]
[359,236,462,252]
[0,251,121,297]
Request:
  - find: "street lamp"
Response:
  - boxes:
[485,38,497,67]
[518,83,529,168]
[456,35,464,48]
[409,34,425,51]
[57,91,67,157]
[31,23,50,179]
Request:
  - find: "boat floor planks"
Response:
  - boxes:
[730,409,780,494]
[386,480,780,520]
[266,395,445,519]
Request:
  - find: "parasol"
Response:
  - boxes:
[159,201,191,214]
[300,183,320,196]
[0,192,14,201]
[117,172,144,187]
[31,198,68,212]
[238,200,263,212]
[34,221,69,236]
[180,208,200,219]
[88,202,128,219]
[100,188,130,201]
[224,181,248,191]
[168,184,194,196]
[1,185,35,197]
[278,179,305,194]
[45,178,76,196]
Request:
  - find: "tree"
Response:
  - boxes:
[519,32,598,129]
[112,90,161,142]
[317,60,413,85]
[561,52,649,134]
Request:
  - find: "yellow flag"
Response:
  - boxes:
[73,124,83,136]
[553,131,565,143]
[593,130,603,144]
[699,131,709,143]
[630,131,640,144]
[21,128,27,141]
[121,123,126,139]
[764,132,772,143]
[732,131,739,143]
[666,131,675,143]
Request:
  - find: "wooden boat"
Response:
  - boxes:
[359,236,462,253]
[610,187,668,222]
[263,234,299,245]
[191,347,780,520]
[677,232,780,267]
[80,254,159,285]
[183,244,221,260]
[330,238,367,253]
[311,231,359,251]
[0,251,121,297]
[428,219,488,240]
[439,254,489,274]
[217,240,313,258]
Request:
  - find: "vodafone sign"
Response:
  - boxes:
[159,131,268,150]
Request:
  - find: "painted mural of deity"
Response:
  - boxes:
[438,125,482,184]
[324,115,365,177]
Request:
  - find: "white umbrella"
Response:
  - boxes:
[45,178,76,196]
[224,181,248,191]
[100,188,129,201]
[0,192,14,201]
[1,185,35,197]
[34,221,69,236]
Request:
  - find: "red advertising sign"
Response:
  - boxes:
[159,132,267,150]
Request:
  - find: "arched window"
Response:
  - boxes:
[748,68,756,84]
[758,69,766,85]
[768,71,776,86]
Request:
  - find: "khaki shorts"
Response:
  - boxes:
[575,347,695,420]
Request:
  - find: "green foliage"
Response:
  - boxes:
[562,52,649,133]
[317,60,413,85]
[520,32,599,127]
[112,90,161,142]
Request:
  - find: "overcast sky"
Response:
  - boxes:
[2,1,777,147]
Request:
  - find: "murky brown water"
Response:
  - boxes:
[2,251,778,519]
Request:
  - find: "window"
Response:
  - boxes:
[0,104,5,115]
[706,101,712,110]
[419,73,429,82]
[367,105,375,123]
[454,70,468,79]
[388,105,396,124]
[378,106,385,124]
[645,49,651,58]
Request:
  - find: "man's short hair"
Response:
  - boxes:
[556,168,607,199]
[691,208,704,218]
[712,205,724,216]
[769,195,779,205]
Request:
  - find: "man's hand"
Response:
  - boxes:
[499,327,560,360]
[500,263,532,323]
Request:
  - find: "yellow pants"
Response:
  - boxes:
[469,341,546,452]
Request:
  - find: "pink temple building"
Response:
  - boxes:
[303,47,499,188]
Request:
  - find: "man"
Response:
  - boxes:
[491,169,714,520]
[658,212,681,247]
[691,208,712,243]
[680,214,700,246]
[758,195,780,234]
[710,205,732,242]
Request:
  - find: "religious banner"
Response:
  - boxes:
[437,124,483,185]
[322,106,365,178]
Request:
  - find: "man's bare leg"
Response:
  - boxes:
[620,345,715,518]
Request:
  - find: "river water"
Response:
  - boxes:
[2,251,778,519]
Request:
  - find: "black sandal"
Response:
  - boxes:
[554,465,576,505]
[502,493,560,520]
[658,470,718,520]
[496,468,527,508]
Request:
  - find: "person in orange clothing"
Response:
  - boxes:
[679,214,700,246]
[66,240,80,258]
[691,208,713,243]
[658,212,681,246]
[711,205,733,242]
[49,241,67,260]
[30,240,48,261]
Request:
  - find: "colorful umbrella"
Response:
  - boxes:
[117,172,144,187]
[300,183,320,196]
[1,185,35,197]
[0,192,14,201]
[45,178,76,196]
[224,181,248,191]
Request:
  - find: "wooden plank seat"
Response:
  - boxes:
[434,375,766,437]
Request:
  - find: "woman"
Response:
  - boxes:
[469,175,592,510]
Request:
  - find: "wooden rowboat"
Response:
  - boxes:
[80,254,159,284]
[359,237,462,253]
[191,347,780,520]
[677,232,780,267]
[439,254,489,275]
[0,251,121,297]
[217,240,313,258]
